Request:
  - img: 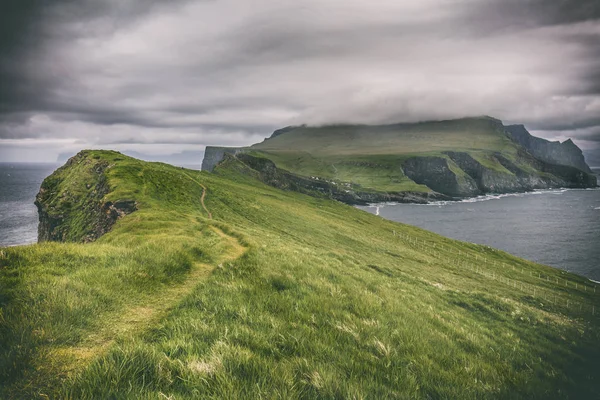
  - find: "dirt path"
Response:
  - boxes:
[183,172,212,219]
[199,184,212,219]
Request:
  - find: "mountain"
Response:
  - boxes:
[203,116,597,203]
[2,150,599,398]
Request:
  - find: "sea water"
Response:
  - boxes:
[358,172,600,280]
[0,163,59,247]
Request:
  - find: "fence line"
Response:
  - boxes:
[394,231,599,318]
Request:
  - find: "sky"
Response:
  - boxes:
[1,0,599,164]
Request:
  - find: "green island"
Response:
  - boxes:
[202,117,597,204]
[1,148,599,399]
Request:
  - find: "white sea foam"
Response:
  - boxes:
[365,187,600,208]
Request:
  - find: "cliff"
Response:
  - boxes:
[35,151,137,242]
[201,146,241,171]
[505,124,593,173]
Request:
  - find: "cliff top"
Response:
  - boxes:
[255,116,512,156]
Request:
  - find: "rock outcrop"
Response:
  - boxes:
[505,124,593,173]
[201,147,242,172]
[402,156,480,197]
[35,151,137,243]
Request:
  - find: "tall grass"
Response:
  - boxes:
[1,150,599,399]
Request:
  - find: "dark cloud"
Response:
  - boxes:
[467,0,600,30]
[1,0,599,162]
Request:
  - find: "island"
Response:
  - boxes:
[203,116,597,204]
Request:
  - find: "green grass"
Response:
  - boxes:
[1,150,600,399]
[252,117,517,157]
[246,117,533,194]
[249,150,430,193]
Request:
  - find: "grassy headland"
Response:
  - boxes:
[1,150,599,399]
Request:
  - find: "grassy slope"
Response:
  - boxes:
[249,117,521,193]
[1,150,599,399]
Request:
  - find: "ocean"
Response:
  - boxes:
[1,163,599,281]
[0,163,60,247]
[358,169,600,281]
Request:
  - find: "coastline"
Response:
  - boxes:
[358,187,600,280]
[362,186,600,207]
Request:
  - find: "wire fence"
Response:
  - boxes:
[391,230,599,318]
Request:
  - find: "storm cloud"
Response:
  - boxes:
[1,0,599,163]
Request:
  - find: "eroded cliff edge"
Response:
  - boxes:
[35,151,137,243]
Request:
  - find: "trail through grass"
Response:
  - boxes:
[45,224,246,384]
[183,171,213,220]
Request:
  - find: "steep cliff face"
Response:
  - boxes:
[201,147,242,172]
[35,151,137,243]
[505,125,592,173]
[442,152,522,193]
[402,156,480,197]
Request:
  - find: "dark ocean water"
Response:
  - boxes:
[0,163,59,247]
[358,169,600,281]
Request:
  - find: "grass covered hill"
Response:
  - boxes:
[201,116,596,203]
[1,150,600,398]
[253,116,516,157]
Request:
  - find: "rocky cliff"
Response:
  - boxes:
[201,147,241,171]
[35,151,137,243]
[401,150,595,198]
[505,124,593,173]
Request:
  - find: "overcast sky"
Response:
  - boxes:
[1,0,599,163]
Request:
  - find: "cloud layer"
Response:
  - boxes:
[1,0,599,162]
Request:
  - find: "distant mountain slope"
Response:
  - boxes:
[203,117,597,203]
